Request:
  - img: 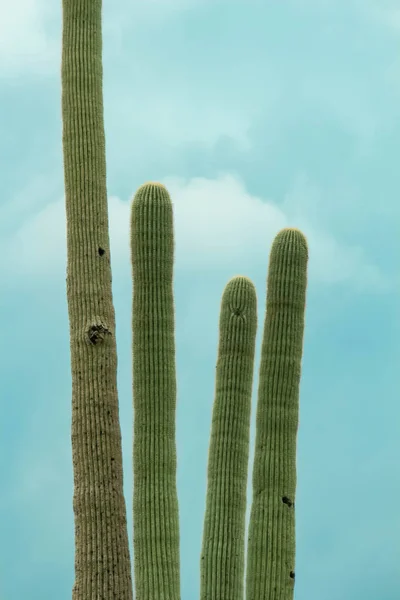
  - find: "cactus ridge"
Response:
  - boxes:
[200,275,257,600]
[60,1,309,598]
[131,183,181,600]
[246,226,308,600]
[61,1,133,598]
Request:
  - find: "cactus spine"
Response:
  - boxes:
[131,183,181,599]
[60,3,308,596]
[200,276,257,600]
[61,1,132,598]
[246,228,308,600]
[129,179,308,600]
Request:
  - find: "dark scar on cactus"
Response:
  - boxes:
[86,323,111,345]
[290,571,295,581]
[282,496,294,508]
[231,307,246,320]
[98,247,105,256]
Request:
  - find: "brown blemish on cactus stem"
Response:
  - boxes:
[98,247,105,256]
[86,322,111,345]
[282,496,294,508]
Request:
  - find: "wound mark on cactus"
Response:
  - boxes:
[230,306,246,322]
[86,322,111,345]
[98,247,105,256]
[282,496,294,508]
[290,571,295,581]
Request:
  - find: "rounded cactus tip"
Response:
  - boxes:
[137,181,168,192]
[226,275,255,290]
[273,227,308,252]
[132,181,171,205]
[222,275,257,311]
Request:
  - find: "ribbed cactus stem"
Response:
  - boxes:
[201,276,257,600]
[131,182,181,600]
[61,0,132,598]
[246,228,308,600]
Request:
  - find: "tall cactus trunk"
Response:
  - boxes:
[131,183,181,600]
[61,1,133,598]
[246,228,308,600]
[200,276,257,600]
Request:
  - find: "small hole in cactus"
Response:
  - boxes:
[290,571,295,580]
[98,247,105,256]
[87,322,111,345]
[282,496,293,508]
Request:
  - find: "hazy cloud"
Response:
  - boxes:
[0,0,59,74]
[3,173,390,292]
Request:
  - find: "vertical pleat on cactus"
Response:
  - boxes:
[61,6,310,592]
[61,0,133,598]
[131,182,181,600]
[200,276,257,600]
[246,228,308,600]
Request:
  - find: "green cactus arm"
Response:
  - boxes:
[61,1,133,599]
[200,276,257,600]
[131,182,181,600]
[245,228,308,600]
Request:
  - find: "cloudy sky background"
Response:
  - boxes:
[0,0,399,598]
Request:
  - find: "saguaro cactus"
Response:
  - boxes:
[129,180,308,600]
[131,183,181,600]
[60,2,308,598]
[246,228,308,600]
[200,276,258,600]
[61,0,132,598]
[200,228,308,600]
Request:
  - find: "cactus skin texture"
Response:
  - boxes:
[131,183,181,600]
[246,228,308,600]
[200,276,258,600]
[60,0,309,597]
[61,1,133,599]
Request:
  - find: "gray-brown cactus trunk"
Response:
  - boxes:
[61,0,133,598]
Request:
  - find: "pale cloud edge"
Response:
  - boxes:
[3,173,391,293]
[2,0,400,75]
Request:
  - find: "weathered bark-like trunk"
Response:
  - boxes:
[61,1,133,598]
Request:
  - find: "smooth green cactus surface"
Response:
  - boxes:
[61,0,133,599]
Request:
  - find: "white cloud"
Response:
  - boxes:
[0,0,59,75]
[0,0,205,76]
[381,8,400,31]
[4,200,67,279]
[281,174,392,292]
[108,86,254,150]
[2,173,390,292]
[361,0,400,32]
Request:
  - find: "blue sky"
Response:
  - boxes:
[0,0,399,598]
